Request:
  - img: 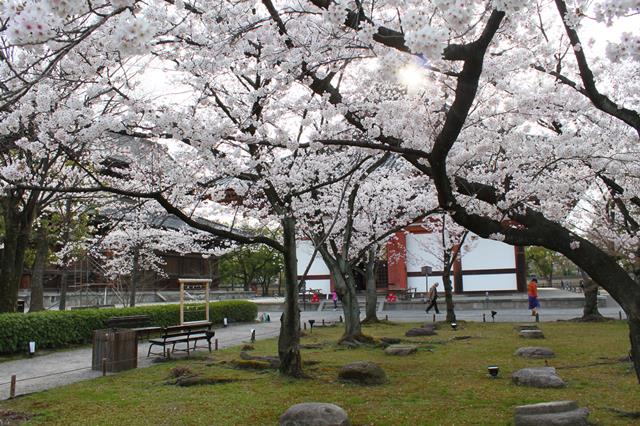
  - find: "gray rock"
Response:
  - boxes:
[338,361,387,385]
[514,401,589,425]
[515,347,555,359]
[514,324,539,331]
[239,351,280,368]
[384,345,418,356]
[519,329,545,339]
[379,337,402,345]
[280,403,351,426]
[512,367,566,388]
[405,327,437,337]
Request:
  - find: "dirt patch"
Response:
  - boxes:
[0,410,32,425]
[168,366,193,379]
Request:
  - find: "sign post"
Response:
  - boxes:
[421,266,433,293]
[178,278,212,325]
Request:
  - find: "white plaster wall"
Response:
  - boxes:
[407,275,452,293]
[296,240,330,276]
[406,233,444,272]
[461,236,515,270]
[462,274,517,291]
[303,279,331,294]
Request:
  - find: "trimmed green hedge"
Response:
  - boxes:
[0,300,257,355]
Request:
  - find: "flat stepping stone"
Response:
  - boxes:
[515,347,555,359]
[280,402,351,426]
[380,337,402,345]
[515,324,539,331]
[405,327,437,337]
[338,361,387,385]
[519,329,545,339]
[512,367,566,388]
[514,401,589,425]
[384,345,418,356]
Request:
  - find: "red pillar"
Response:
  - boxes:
[387,231,407,289]
[515,246,526,292]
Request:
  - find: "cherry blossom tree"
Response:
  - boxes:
[4,0,640,382]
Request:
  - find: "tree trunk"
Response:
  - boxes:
[0,197,36,313]
[0,206,20,312]
[579,270,603,320]
[318,246,370,344]
[277,216,303,377]
[129,247,139,307]
[442,249,456,324]
[59,267,68,311]
[362,247,379,323]
[29,224,49,312]
[340,273,365,341]
[630,314,640,385]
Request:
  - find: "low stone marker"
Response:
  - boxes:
[405,327,437,337]
[515,347,555,359]
[519,329,545,339]
[384,344,418,356]
[514,400,589,425]
[514,324,539,331]
[280,403,351,426]
[512,367,566,388]
[380,337,402,345]
[338,361,387,385]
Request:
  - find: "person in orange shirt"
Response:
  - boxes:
[528,278,540,316]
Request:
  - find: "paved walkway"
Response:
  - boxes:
[0,293,626,400]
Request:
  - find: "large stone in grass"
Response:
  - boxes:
[239,351,280,368]
[515,347,555,359]
[512,367,566,388]
[405,327,437,337]
[519,329,545,339]
[384,344,418,356]
[379,337,402,345]
[279,403,351,426]
[514,401,589,425]
[514,324,539,331]
[338,361,387,385]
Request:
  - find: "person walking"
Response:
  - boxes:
[425,282,440,314]
[332,290,338,310]
[528,277,540,316]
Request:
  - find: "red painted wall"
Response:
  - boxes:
[387,232,407,289]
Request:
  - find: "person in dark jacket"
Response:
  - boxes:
[425,283,440,314]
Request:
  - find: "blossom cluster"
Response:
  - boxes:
[606,32,640,62]
[110,10,154,56]
[405,24,446,59]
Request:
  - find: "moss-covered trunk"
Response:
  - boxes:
[277,216,303,377]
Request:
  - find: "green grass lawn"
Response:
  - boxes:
[1,321,639,425]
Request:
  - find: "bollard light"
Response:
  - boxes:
[223,317,228,327]
[28,341,36,356]
[488,365,499,378]
[451,322,458,331]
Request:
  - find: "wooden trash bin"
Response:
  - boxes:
[92,329,138,373]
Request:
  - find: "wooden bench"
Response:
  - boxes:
[105,315,162,341]
[147,322,215,358]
